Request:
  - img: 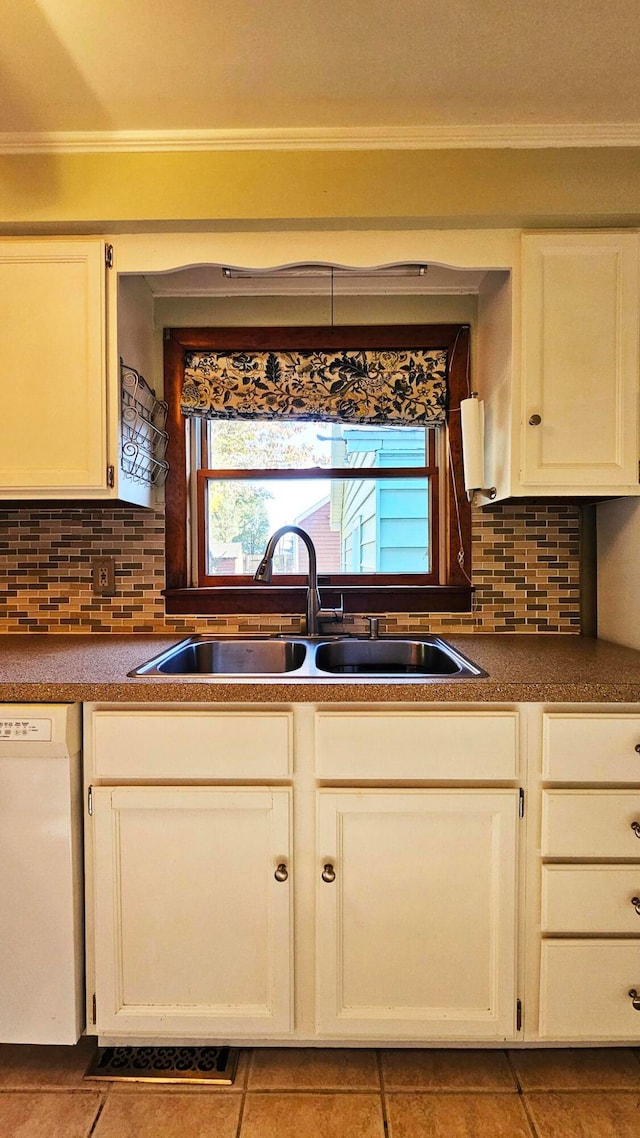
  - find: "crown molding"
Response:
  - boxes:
[1,123,640,154]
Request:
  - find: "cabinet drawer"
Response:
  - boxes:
[542,866,640,933]
[540,941,640,1039]
[542,791,640,859]
[315,711,518,780]
[91,711,292,780]
[543,713,640,782]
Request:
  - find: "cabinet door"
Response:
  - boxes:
[92,786,292,1036]
[521,232,639,489]
[0,239,108,494]
[316,789,519,1039]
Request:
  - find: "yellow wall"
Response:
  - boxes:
[154,293,477,329]
[2,148,640,228]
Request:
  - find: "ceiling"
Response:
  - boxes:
[2,0,640,146]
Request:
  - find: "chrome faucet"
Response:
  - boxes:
[254,525,334,638]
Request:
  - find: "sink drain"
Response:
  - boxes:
[85,1045,239,1084]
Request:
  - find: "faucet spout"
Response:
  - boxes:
[253,525,328,637]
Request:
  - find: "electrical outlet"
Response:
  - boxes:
[91,556,116,597]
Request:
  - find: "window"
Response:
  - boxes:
[164,325,472,616]
[200,420,437,580]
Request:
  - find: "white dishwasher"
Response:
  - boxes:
[0,704,84,1044]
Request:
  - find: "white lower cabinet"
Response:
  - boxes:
[315,789,519,1039]
[542,790,640,860]
[86,703,521,1044]
[540,942,640,1040]
[538,710,640,1041]
[85,701,640,1045]
[542,865,640,935]
[91,785,292,1037]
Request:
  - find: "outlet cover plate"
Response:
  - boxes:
[92,556,116,596]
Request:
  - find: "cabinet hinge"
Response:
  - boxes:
[87,786,93,816]
[106,464,115,488]
[91,993,97,1025]
[105,243,114,269]
[519,788,525,817]
[516,998,522,1031]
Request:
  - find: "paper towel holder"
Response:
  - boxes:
[472,485,498,502]
[460,392,497,503]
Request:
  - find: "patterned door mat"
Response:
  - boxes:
[85,1045,240,1084]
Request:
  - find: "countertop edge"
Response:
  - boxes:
[2,681,640,705]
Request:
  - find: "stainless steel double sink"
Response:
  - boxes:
[130,635,485,680]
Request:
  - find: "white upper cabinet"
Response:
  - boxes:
[0,239,109,495]
[521,232,639,489]
[5,228,637,503]
[0,239,154,504]
[479,230,640,499]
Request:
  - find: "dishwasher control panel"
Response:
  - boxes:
[0,718,52,741]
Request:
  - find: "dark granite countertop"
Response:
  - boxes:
[0,633,640,703]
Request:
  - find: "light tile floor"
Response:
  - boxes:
[2,1042,640,1136]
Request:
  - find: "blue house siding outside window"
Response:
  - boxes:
[338,428,429,573]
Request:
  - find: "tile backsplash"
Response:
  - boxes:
[0,502,581,635]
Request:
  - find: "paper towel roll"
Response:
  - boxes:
[460,395,485,493]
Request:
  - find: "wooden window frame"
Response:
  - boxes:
[196,425,440,586]
[163,324,472,616]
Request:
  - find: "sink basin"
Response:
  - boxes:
[130,634,484,680]
[314,639,464,676]
[133,638,307,676]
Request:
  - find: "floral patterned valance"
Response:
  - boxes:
[180,347,448,425]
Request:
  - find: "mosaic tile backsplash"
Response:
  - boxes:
[0,503,581,635]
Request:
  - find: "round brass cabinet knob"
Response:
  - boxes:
[632,823,640,839]
[274,863,289,882]
[321,863,336,883]
[528,414,542,426]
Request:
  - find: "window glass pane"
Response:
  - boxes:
[205,477,430,576]
[207,420,428,469]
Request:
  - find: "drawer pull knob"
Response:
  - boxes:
[632,823,640,838]
[632,898,640,915]
[321,863,336,883]
[636,745,640,754]
[528,413,542,426]
[629,989,640,1010]
[274,863,289,883]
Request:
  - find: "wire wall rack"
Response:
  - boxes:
[120,360,169,487]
